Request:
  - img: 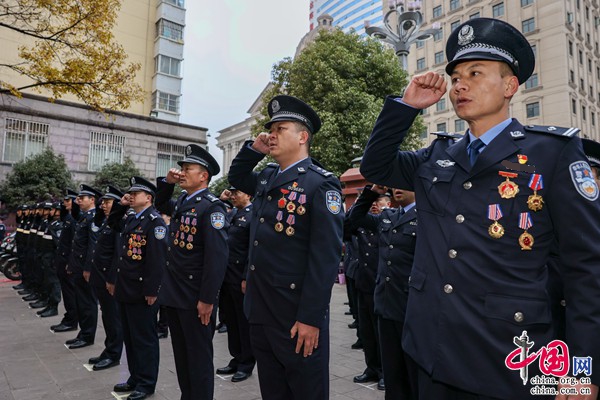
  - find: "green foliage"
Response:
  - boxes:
[209,174,230,196]
[91,156,142,191]
[0,147,73,207]
[253,29,425,176]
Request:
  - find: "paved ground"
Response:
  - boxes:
[0,278,384,400]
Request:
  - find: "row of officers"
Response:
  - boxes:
[12,143,259,400]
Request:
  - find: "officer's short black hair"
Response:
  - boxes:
[291,121,313,148]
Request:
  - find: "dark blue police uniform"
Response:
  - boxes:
[37,202,63,317]
[349,187,418,399]
[228,95,344,400]
[361,18,600,399]
[110,177,167,397]
[155,145,228,400]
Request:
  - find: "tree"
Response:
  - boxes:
[0,0,143,111]
[91,156,142,191]
[209,174,230,197]
[253,29,425,176]
[0,147,73,207]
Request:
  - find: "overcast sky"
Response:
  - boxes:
[179,0,310,176]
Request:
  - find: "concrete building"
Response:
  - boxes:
[405,0,600,142]
[310,0,383,36]
[0,0,206,184]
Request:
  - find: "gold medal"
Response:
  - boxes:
[186,243,193,250]
[191,227,197,235]
[286,202,296,213]
[296,205,306,215]
[180,224,185,231]
[488,221,505,239]
[275,222,284,232]
[138,256,143,261]
[179,241,185,248]
[498,171,520,199]
[127,250,133,257]
[140,239,147,246]
[527,193,544,212]
[286,226,295,236]
[132,254,138,260]
[184,225,190,233]
[174,239,179,246]
[519,231,534,250]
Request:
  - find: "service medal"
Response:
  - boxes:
[297,205,306,215]
[498,171,520,199]
[286,226,295,236]
[179,241,185,248]
[286,202,296,213]
[487,204,505,239]
[186,243,193,250]
[174,239,179,246]
[140,239,147,246]
[127,250,133,257]
[518,212,534,250]
[527,174,544,212]
[191,227,197,235]
[180,224,185,231]
[275,222,284,232]
[488,221,505,239]
[184,226,190,233]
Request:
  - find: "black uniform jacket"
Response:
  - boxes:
[225,204,253,285]
[68,208,99,273]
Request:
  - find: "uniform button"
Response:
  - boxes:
[235,260,240,264]
[412,232,416,236]
[463,181,472,190]
[387,261,391,265]
[448,249,457,258]
[560,300,566,307]
[117,268,120,272]
[514,312,524,322]
[168,247,171,251]
[290,283,296,289]
[102,268,106,271]
[189,275,193,280]
[432,176,438,182]
[408,276,411,283]
[267,195,272,201]
[385,277,390,282]
[368,243,372,247]
[260,218,265,223]
[456,214,464,223]
[254,240,258,246]
[250,265,255,271]
[364,263,368,266]
[122,246,126,249]
[392,229,397,233]
[365,253,369,256]
[389,245,393,249]
[166,261,169,266]
[443,284,453,294]
[119,257,123,261]
[139,277,143,281]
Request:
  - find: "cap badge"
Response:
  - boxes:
[79,184,84,190]
[271,100,280,113]
[458,25,475,46]
[131,177,136,184]
[548,126,557,131]
[106,186,110,193]
[186,145,192,156]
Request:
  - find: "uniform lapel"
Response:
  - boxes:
[444,134,470,172]
[266,158,311,193]
[469,121,522,177]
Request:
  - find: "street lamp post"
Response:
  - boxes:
[365,0,440,70]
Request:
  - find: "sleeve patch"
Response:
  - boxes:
[326,191,342,214]
[210,212,226,229]
[154,226,167,240]
[569,161,599,201]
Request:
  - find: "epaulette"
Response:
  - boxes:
[309,164,334,177]
[149,213,157,220]
[204,193,219,203]
[524,125,579,138]
[431,131,463,140]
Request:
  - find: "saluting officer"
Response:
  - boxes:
[361,17,600,399]
[228,95,344,400]
[155,144,228,400]
[51,189,80,333]
[348,185,418,400]
[36,202,63,318]
[64,184,101,349]
[215,187,256,382]
[87,185,124,371]
[110,177,167,400]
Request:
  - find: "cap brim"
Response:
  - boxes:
[265,115,313,132]
[446,53,513,76]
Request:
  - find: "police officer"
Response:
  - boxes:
[349,185,418,400]
[36,201,63,318]
[155,144,228,400]
[50,189,79,332]
[228,95,344,400]
[361,17,600,399]
[29,201,52,310]
[583,138,600,184]
[22,203,43,303]
[350,191,390,390]
[342,206,361,348]
[13,205,29,292]
[110,177,166,400]
[16,205,34,296]
[87,185,124,371]
[215,187,256,382]
[64,184,101,349]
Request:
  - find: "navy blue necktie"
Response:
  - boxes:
[468,139,485,166]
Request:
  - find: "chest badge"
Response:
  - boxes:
[498,171,520,199]
[487,204,505,239]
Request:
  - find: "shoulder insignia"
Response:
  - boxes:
[524,125,580,138]
[431,131,463,140]
[149,213,157,220]
[154,226,166,240]
[309,164,334,177]
[204,193,219,203]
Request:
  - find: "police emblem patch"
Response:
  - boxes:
[569,161,599,201]
[154,226,166,240]
[271,99,280,113]
[131,177,136,185]
[91,223,100,232]
[458,25,475,46]
[326,191,342,214]
[210,212,225,229]
[106,186,110,193]
[186,145,192,156]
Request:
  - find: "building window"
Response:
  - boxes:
[450,0,460,11]
[525,73,538,89]
[492,3,504,17]
[522,18,535,33]
[591,86,594,95]
[526,102,540,118]
[531,44,537,59]
[567,12,574,24]
[469,12,480,19]
[434,27,443,41]
[433,5,442,18]
[416,40,424,48]
[572,99,577,114]
[88,131,125,172]
[579,50,583,64]
[435,51,444,65]
[2,118,48,163]
[156,19,184,41]
[450,20,461,33]
[593,112,596,126]
[570,69,575,83]
[455,119,465,132]
[597,66,600,80]
[417,57,426,70]
[155,55,182,77]
[436,122,447,132]
[153,91,180,113]
[420,128,427,139]
[583,106,587,120]
[521,0,533,6]
[420,108,429,115]
[580,78,585,89]
[569,41,573,56]
[156,143,185,177]
[589,58,593,73]
[577,23,582,36]
[436,98,446,112]
[163,0,184,6]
